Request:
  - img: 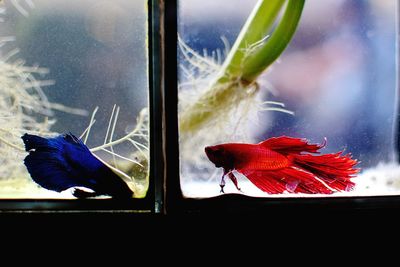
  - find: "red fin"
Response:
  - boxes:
[240,167,334,194]
[292,152,359,191]
[238,147,359,194]
[259,136,326,155]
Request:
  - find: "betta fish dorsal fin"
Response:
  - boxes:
[258,136,326,155]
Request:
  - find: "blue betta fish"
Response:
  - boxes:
[21,133,134,199]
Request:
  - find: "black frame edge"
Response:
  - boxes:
[149,0,164,213]
[164,0,184,214]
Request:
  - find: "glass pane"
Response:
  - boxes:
[178,0,398,198]
[0,0,149,199]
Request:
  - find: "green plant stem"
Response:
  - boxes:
[179,0,305,134]
[241,0,305,81]
[219,0,286,82]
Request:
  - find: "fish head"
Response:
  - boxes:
[205,145,234,169]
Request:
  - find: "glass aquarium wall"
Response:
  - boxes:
[178,0,398,197]
[0,0,149,198]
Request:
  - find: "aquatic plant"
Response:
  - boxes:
[0,49,55,179]
[179,0,304,136]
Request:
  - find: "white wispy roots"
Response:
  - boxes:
[83,106,150,198]
[0,53,56,180]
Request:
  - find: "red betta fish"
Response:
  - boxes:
[204,136,359,194]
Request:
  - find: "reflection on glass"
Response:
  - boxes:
[0,0,149,198]
[178,0,398,198]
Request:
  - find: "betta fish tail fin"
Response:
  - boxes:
[260,136,358,191]
[241,152,359,194]
[292,152,359,192]
[259,136,326,155]
[255,136,359,193]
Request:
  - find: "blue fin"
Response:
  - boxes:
[22,134,81,192]
[21,133,134,198]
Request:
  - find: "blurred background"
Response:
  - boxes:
[179,0,397,170]
[0,0,148,152]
